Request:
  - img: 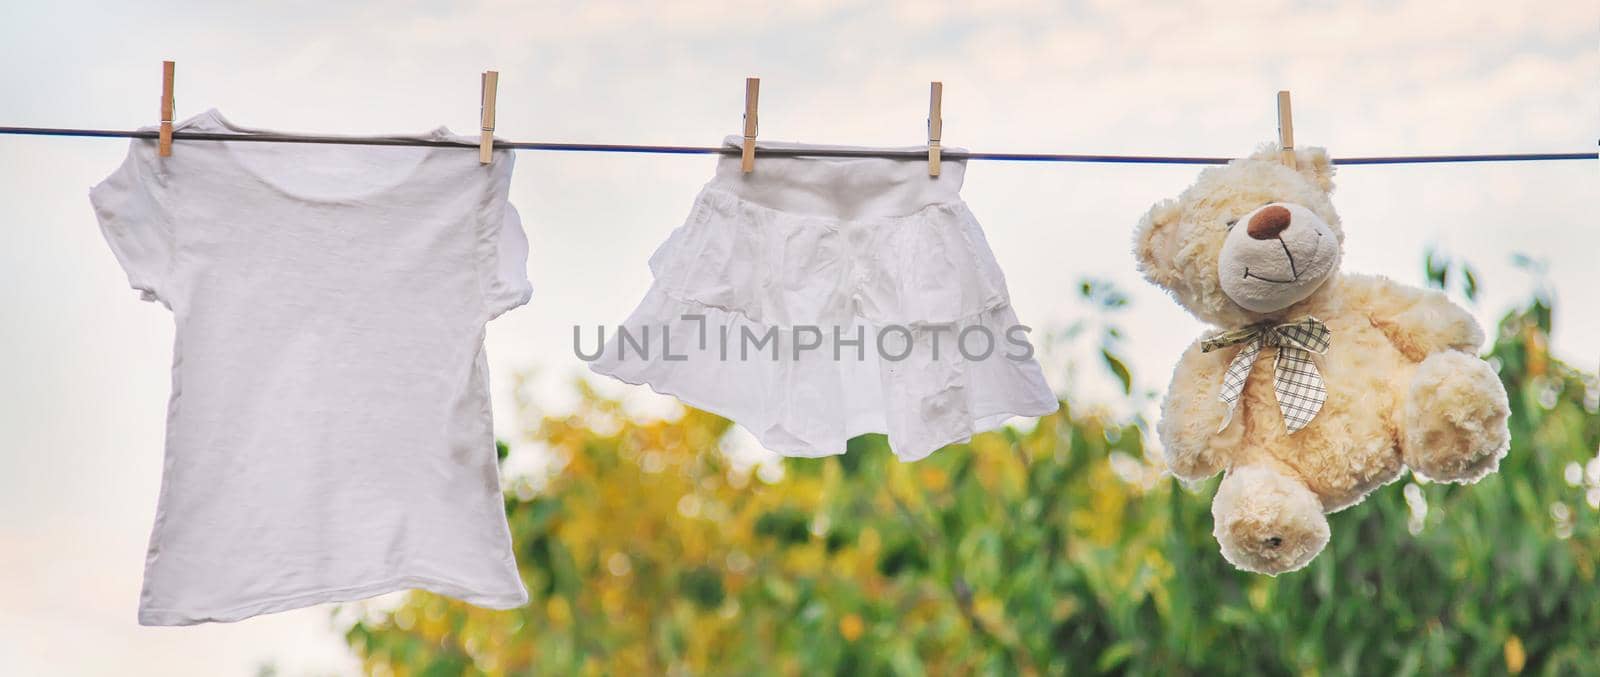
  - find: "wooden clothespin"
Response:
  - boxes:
[741,77,759,173]
[159,60,175,157]
[1276,90,1296,169]
[928,81,943,177]
[479,70,499,165]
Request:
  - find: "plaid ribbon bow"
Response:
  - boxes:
[1200,317,1332,434]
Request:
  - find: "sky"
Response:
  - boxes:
[0,1,1595,674]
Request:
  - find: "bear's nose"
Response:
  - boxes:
[1247,205,1291,240]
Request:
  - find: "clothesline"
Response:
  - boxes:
[1,125,1595,165]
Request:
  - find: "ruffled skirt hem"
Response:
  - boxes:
[588,287,1059,461]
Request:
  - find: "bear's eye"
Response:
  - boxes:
[1226,218,1239,230]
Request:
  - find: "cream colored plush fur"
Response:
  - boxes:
[1135,144,1511,575]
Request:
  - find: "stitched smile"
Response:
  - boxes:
[1243,269,1297,284]
[1243,235,1311,284]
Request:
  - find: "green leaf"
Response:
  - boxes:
[1424,249,1449,289]
[1102,349,1133,395]
[755,507,812,545]
[679,566,725,609]
[1096,640,1138,671]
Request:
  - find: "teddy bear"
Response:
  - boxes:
[1133,143,1511,575]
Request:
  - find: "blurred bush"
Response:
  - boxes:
[345,274,1599,675]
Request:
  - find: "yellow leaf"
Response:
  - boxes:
[546,596,572,628]
[1504,634,1525,674]
[974,594,1005,624]
[839,613,865,642]
[1248,581,1270,611]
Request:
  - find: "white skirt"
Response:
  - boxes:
[590,137,1058,461]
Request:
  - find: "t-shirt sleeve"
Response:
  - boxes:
[90,144,175,306]
[485,200,533,320]
[477,151,532,321]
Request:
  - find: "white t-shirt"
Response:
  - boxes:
[90,109,532,625]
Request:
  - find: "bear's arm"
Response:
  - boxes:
[1157,337,1237,481]
[1344,273,1485,362]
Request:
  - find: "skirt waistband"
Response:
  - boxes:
[709,135,966,221]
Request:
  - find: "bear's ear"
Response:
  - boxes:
[1134,197,1183,288]
[1248,142,1335,194]
[1292,146,1335,194]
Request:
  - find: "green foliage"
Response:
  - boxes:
[1425,248,1483,303]
[344,281,1600,676]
